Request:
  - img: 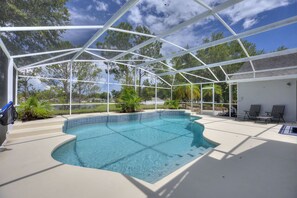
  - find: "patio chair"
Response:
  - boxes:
[266,105,285,123]
[244,104,261,120]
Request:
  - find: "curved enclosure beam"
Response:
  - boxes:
[136,16,297,69]
[159,38,219,82]
[19,50,79,69]
[70,0,139,61]
[83,50,172,87]
[0,0,296,88]
[0,26,155,38]
[193,0,255,75]
[158,48,297,76]
[109,0,244,62]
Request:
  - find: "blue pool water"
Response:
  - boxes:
[52,112,215,183]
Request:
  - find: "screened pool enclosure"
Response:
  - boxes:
[1,0,297,116]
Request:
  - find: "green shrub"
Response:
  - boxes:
[164,100,180,109]
[117,87,142,113]
[17,96,53,121]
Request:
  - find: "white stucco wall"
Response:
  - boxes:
[237,79,297,122]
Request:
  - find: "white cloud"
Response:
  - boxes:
[69,8,96,24]
[128,6,142,24]
[221,0,291,29]
[124,0,294,56]
[127,0,209,34]
[86,5,93,11]
[243,18,258,29]
[93,0,108,11]
[161,27,204,56]
[64,8,98,45]
[112,0,122,5]
[145,15,157,25]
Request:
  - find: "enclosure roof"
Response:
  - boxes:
[1,0,297,86]
[231,52,297,82]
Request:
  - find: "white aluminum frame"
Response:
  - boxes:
[0,0,296,116]
[137,16,297,69]
[158,48,297,76]
[71,0,140,61]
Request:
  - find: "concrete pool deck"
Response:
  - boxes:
[0,111,296,198]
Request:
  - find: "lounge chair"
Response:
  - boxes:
[244,104,261,120]
[266,105,285,123]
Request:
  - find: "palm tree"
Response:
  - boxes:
[202,84,222,102]
[117,87,142,113]
[173,85,200,108]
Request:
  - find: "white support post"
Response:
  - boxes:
[69,62,73,115]
[212,83,215,115]
[170,86,173,100]
[7,58,13,103]
[191,84,193,111]
[14,70,19,105]
[229,83,232,117]
[15,70,18,105]
[200,84,203,114]
[107,64,110,113]
[6,58,14,138]
[155,77,157,110]
[134,68,137,92]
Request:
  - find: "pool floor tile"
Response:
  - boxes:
[76,133,145,168]
[119,127,178,146]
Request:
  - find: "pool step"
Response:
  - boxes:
[13,118,65,130]
[9,124,63,139]
[7,132,64,145]
[9,113,107,140]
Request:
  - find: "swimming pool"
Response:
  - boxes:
[52,111,215,183]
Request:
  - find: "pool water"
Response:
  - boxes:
[52,114,215,183]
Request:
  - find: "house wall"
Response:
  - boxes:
[0,51,8,146]
[237,79,297,122]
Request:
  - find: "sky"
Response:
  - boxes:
[19,0,297,94]
[63,0,297,55]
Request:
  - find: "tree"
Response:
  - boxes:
[171,48,203,84]
[174,85,200,101]
[141,79,154,102]
[196,33,263,102]
[37,43,102,104]
[133,25,164,95]
[201,84,222,103]
[196,32,263,81]
[173,85,200,108]
[1,1,70,104]
[157,87,171,100]
[111,90,121,102]
[40,61,102,104]
[18,69,40,101]
[96,22,165,90]
[97,22,134,85]
[0,0,70,64]
[117,87,142,113]
[72,62,101,103]
[171,32,265,103]
[276,45,288,51]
